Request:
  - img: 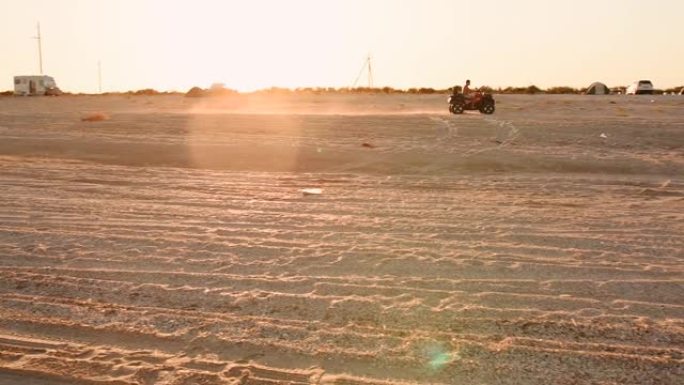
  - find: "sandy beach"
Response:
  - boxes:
[0,93,682,384]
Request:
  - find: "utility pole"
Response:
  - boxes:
[367,55,373,89]
[352,54,374,89]
[33,23,44,74]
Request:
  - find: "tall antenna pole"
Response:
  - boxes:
[98,61,102,93]
[367,55,373,89]
[351,54,374,89]
[34,23,44,75]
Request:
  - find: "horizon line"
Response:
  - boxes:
[6,83,684,96]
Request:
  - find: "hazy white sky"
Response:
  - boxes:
[1,0,682,92]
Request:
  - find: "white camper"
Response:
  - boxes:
[14,75,61,96]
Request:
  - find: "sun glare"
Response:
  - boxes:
[138,0,357,92]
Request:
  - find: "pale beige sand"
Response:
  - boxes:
[0,94,682,384]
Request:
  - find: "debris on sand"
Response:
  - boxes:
[81,112,109,122]
[600,133,608,138]
[639,187,682,197]
[361,142,376,148]
[302,188,323,196]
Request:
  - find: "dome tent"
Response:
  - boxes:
[585,82,610,95]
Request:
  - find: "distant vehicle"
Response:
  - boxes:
[625,80,654,95]
[680,87,684,95]
[13,75,62,96]
[448,91,495,114]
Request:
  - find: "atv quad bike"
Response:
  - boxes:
[448,92,495,114]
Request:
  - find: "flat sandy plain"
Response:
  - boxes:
[0,93,682,385]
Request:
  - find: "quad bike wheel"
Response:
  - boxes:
[451,103,464,114]
[480,103,495,114]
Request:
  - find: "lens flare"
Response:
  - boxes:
[423,343,459,372]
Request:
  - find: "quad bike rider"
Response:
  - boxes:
[448,80,496,114]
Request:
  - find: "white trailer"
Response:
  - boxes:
[14,75,61,96]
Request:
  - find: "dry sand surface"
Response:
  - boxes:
[0,93,682,384]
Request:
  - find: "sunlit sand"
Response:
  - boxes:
[0,93,682,384]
